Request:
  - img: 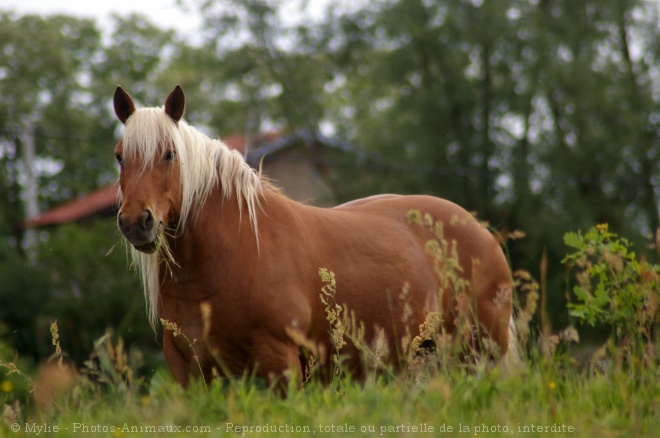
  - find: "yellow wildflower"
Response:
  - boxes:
[1,380,12,393]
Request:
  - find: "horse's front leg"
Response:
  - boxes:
[162,329,192,388]
[251,336,303,393]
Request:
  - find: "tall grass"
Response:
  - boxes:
[2,222,659,437]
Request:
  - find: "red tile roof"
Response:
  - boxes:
[22,185,119,228]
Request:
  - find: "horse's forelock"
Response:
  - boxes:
[122,108,178,169]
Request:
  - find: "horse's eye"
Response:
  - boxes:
[164,150,175,161]
[115,153,123,166]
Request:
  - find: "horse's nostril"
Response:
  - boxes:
[141,210,155,231]
[118,210,155,234]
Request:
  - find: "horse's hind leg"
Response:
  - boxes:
[500,314,522,372]
[471,294,512,363]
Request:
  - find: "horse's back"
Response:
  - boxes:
[335,193,470,219]
[330,193,502,272]
[334,194,491,246]
[335,193,404,209]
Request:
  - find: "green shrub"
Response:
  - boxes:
[562,224,659,363]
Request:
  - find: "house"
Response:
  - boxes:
[23,130,355,228]
[244,129,354,207]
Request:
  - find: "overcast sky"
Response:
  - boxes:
[0,0,341,45]
[1,0,204,42]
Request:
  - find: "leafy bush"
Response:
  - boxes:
[562,224,659,364]
[0,220,154,364]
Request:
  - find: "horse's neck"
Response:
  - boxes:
[163,183,270,287]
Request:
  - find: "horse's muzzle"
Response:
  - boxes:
[118,209,160,253]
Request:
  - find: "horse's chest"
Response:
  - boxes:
[161,267,217,301]
[170,271,192,288]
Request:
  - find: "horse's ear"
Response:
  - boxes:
[114,86,136,124]
[165,85,185,123]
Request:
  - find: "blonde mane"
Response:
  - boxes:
[121,107,263,329]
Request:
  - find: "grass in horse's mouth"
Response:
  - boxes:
[134,240,159,254]
[134,223,166,254]
[108,223,163,256]
[155,225,180,276]
[131,225,179,277]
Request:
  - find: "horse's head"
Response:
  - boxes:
[113,85,186,253]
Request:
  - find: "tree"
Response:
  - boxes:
[0,13,103,256]
[170,0,337,137]
[0,12,170,364]
[302,0,660,325]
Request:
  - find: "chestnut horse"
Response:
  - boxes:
[113,85,518,387]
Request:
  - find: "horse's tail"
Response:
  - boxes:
[501,314,523,373]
